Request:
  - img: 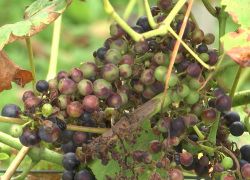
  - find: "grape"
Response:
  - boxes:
[105,48,122,64]
[79,62,98,79]
[157,117,171,133]
[67,101,83,118]
[203,33,215,45]
[229,121,244,136]
[168,73,179,87]
[73,132,89,146]
[148,39,160,52]
[93,79,112,99]
[38,120,61,143]
[74,169,95,180]
[201,108,217,123]
[224,111,240,127]
[184,91,199,105]
[158,0,172,11]
[62,152,80,171]
[50,117,67,131]
[140,69,155,85]
[187,63,201,78]
[215,95,232,112]
[177,84,190,98]
[170,117,185,137]
[176,60,191,73]
[22,91,35,102]
[36,80,49,93]
[149,172,161,180]
[191,103,203,116]
[61,141,77,153]
[221,156,233,170]
[180,152,193,167]
[132,80,144,93]
[78,79,93,96]
[170,90,182,103]
[41,103,53,117]
[58,95,70,110]
[110,23,125,38]
[240,159,248,168]
[153,52,169,65]
[57,71,69,81]
[1,104,21,118]
[142,152,152,164]
[24,97,41,109]
[194,164,209,178]
[95,47,108,61]
[48,78,58,90]
[143,86,156,99]
[58,78,77,95]
[149,140,162,153]
[188,134,198,142]
[173,53,184,63]
[134,41,149,54]
[241,163,250,179]
[19,127,40,146]
[154,66,167,82]
[198,155,209,167]
[188,78,202,90]
[199,53,209,62]
[59,130,74,144]
[150,6,160,16]
[213,163,224,173]
[240,145,250,162]
[70,68,83,83]
[107,93,122,108]
[62,170,75,180]
[118,91,128,105]
[191,28,204,44]
[136,16,151,32]
[197,43,208,53]
[131,25,144,34]
[182,114,198,127]
[9,124,23,138]
[221,174,236,180]
[101,63,119,82]
[132,150,145,162]
[208,51,218,65]
[82,95,99,112]
[214,88,225,97]
[110,38,128,54]
[119,64,132,78]
[120,54,134,65]
[168,168,183,180]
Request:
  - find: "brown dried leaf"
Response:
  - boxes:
[0,51,33,92]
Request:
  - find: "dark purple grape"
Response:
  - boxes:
[62,170,75,180]
[188,134,198,142]
[78,112,95,127]
[57,71,69,81]
[59,130,74,144]
[199,155,209,167]
[241,163,250,179]
[187,63,201,78]
[58,78,77,95]
[230,121,244,136]
[203,33,215,45]
[38,120,61,143]
[131,25,144,34]
[1,104,21,118]
[19,127,40,146]
[70,68,83,83]
[168,168,183,180]
[158,0,172,11]
[62,152,80,171]
[241,145,250,162]
[82,95,99,112]
[67,101,83,118]
[191,29,204,44]
[22,91,35,102]
[73,132,89,146]
[208,98,216,108]
[140,69,155,85]
[197,43,208,53]
[201,108,217,123]
[79,62,98,79]
[120,54,134,65]
[180,152,193,167]
[240,159,249,168]
[176,60,191,72]
[150,6,160,16]
[74,169,95,180]
[215,95,232,112]
[149,140,161,153]
[101,63,119,82]
[224,111,240,126]
[132,150,145,162]
[194,164,209,178]
[214,88,225,97]
[107,93,122,108]
[156,14,166,23]
[213,163,224,173]
[61,141,77,153]
[36,80,49,93]
[51,117,67,131]
[110,23,125,38]
[134,41,149,54]
[93,79,112,99]
[208,51,218,65]
[170,117,185,137]
[136,16,152,32]
[78,79,93,96]
[104,49,122,64]
[148,39,160,52]
[96,47,108,60]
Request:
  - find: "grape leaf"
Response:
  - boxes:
[0,51,33,92]
[221,0,250,28]
[0,152,10,160]
[221,28,250,67]
[0,0,72,50]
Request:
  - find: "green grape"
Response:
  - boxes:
[221,156,233,170]
[185,91,200,105]
[177,84,190,98]
[188,78,202,90]
[42,103,53,117]
[199,53,209,62]
[168,73,179,87]
[154,66,167,82]
[9,125,23,138]
[170,90,182,103]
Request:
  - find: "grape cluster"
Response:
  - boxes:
[1,0,249,179]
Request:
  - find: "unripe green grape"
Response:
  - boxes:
[77,79,93,96]
[79,62,98,79]
[185,91,199,105]
[119,64,132,78]
[203,33,215,45]
[118,91,128,105]
[221,156,233,170]
[191,28,204,44]
[105,49,122,64]
[101,63,119,82]
[153,52,169,65]
[58,95,70,110]
[188,78,202,90]
[199,53,209,62]
[154,66,167,82]
[168,73,179,87]
[170,89,182,103]
[42,103,53,117]
[93,79,112,99]
[9,125,23,138]
[156,117,171,133]
[177,84,190,98]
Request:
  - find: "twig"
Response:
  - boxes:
[123,0,137,20]
[46,15,62,81]
[161,0,194,111]
[1,146,30,180]
[201,0,217,17]
[230,66,243,99]
[144,0,157,28]
[193,125,205,140]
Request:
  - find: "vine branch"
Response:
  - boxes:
[201,0,217,17]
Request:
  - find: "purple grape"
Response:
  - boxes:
[67,101,83,118]
[201,108,217,123]
[110,38,128,54]
[132,80,144,93]
[59,130,74,144]
[93,79,112,99]
[95,47,108,60]
[62,152,80,171]
[101,63,119,82]
[48,78,58,90]
[119,64,132,78]
[62,170,75,180]
[136,16,152,32]
[77,79,93,96]
[158,0,172,11]
[58,78,77,95]
[197,43,208,53]
[61,141,77,153]
[107,93,122,108]
[187,63,201,78]
[22,91,35,102]
[241,163,250,179]
[38,120,61,143]
[215,95,232,112]
[74,169,95,180]
[19,127,40,147]
[79,62,98,79]
[120,54,134,65]
[180,152,193,167]
[134,41,149,54]
[82,95,99,112]
[208,51,218,65]
[57,71,69,81]
[182,114,199,127]
[110,23,125,38]
[140,69,155,85]
[1,104,21,118]
[168,168,183,180]
[224,111,240,127]
[149,140,162,153]
[36,80,49,93]
[142,86,156,99]
[150,6,160,16]
[73,132,89,146]
[24,97,41,109]
[70,68,83,83]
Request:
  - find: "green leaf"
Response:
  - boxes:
[0,0,72,50]
[221,28,250,67]
[0,152,10,160]
[221,0,250,28]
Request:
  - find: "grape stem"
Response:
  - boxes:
[193,125,205,140]
[46,15,62,81]
[1,146,30,180]
[201,0,217,17]
[123,0,137,20]
[218,6,227,55]
[25,37,36,92]
[229,66,243,99]
[144,0,157,28]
